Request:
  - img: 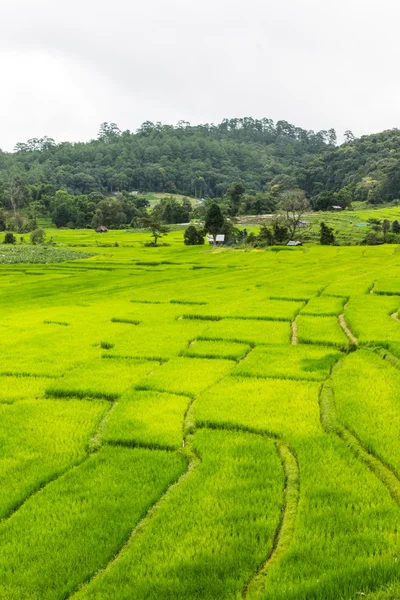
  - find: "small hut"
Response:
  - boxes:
[96,226,108,233]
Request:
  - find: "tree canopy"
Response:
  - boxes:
[2,118,400,230]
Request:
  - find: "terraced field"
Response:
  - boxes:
[1,235,400,599]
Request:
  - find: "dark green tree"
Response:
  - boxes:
[204,203,224,245]
[184,225,204,245]
[382,219,391,242]
[272,221,289,243]
[392,220,400,234]
[320,222,335,245]
[227,182,245,217]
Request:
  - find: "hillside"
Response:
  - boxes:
[1,120,400,231]
[0,118,333,200]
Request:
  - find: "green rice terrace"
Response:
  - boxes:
[2,231,400,600]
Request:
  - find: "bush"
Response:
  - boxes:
[3,233,16,245]
[30,228,46,245]
[184,225,204,245]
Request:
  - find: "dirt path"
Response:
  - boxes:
[338,314,358,345]
[291,320,298,345]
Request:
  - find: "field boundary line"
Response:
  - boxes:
[242,441,299,598]
[338,305,358,346]
[320,364,400,506]
[105,439,178,452]
[194,421,299,599]
[291,318,298,345]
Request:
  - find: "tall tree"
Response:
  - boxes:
[204,203,224,245]
[278,190,310,240]
[227,182,245,217]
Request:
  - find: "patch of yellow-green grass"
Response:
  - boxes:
[74,429,284,600]
[46,358,155,400]
[102,389,191,450]
[180,339,250,361]
[297,315,349,348]
[0,445,186,600]
[136,357,233,398]
[233,345,342,381]
[0,375,52,403]
[0,398,107,519]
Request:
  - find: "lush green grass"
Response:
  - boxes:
[74,429,284,600]
[232,345,342,381]
[0,398,107,519]
[135,356,233,398]
[46,358,155,400]
[345,295,400,345]
[0,445,186,600]
[102,389,191,450]
[1,229,400,599]
[180,339,250,361]
[300,295,347,316]
[333,350,400,478]
[297,314,349,348]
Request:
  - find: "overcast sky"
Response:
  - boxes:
[0,0,399,150]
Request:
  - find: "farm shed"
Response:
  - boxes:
[96,226,108,233]
[287,240,303,246]
[332,205,343,211]
[206,234,225,245]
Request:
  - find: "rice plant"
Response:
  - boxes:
[74,429,284,600]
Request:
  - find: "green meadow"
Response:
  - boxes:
[1,230,400,599]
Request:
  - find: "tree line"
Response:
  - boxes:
[1,118,400,231]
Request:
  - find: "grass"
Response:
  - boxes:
[0,445,186,600]
[135,356,233,398]
[180,339,250,361]
[102,389,191,450]
[46,358,154,400]
[300,295,347,316]
[333,350,400,478]
[74,429,284,600]
[0,398,107,519]
[297,314,349,348]
[2,229,400,599]
[232,344,342,381]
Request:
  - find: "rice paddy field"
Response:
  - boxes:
[1,230,400,599]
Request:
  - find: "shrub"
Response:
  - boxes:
[30,228,46,245]
[184,225,204,245]
[3,232,16,244]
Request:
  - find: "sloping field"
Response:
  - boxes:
[1,237,400,599]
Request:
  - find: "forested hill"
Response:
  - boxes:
[1,119,400,225]
[0,118,336,200]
